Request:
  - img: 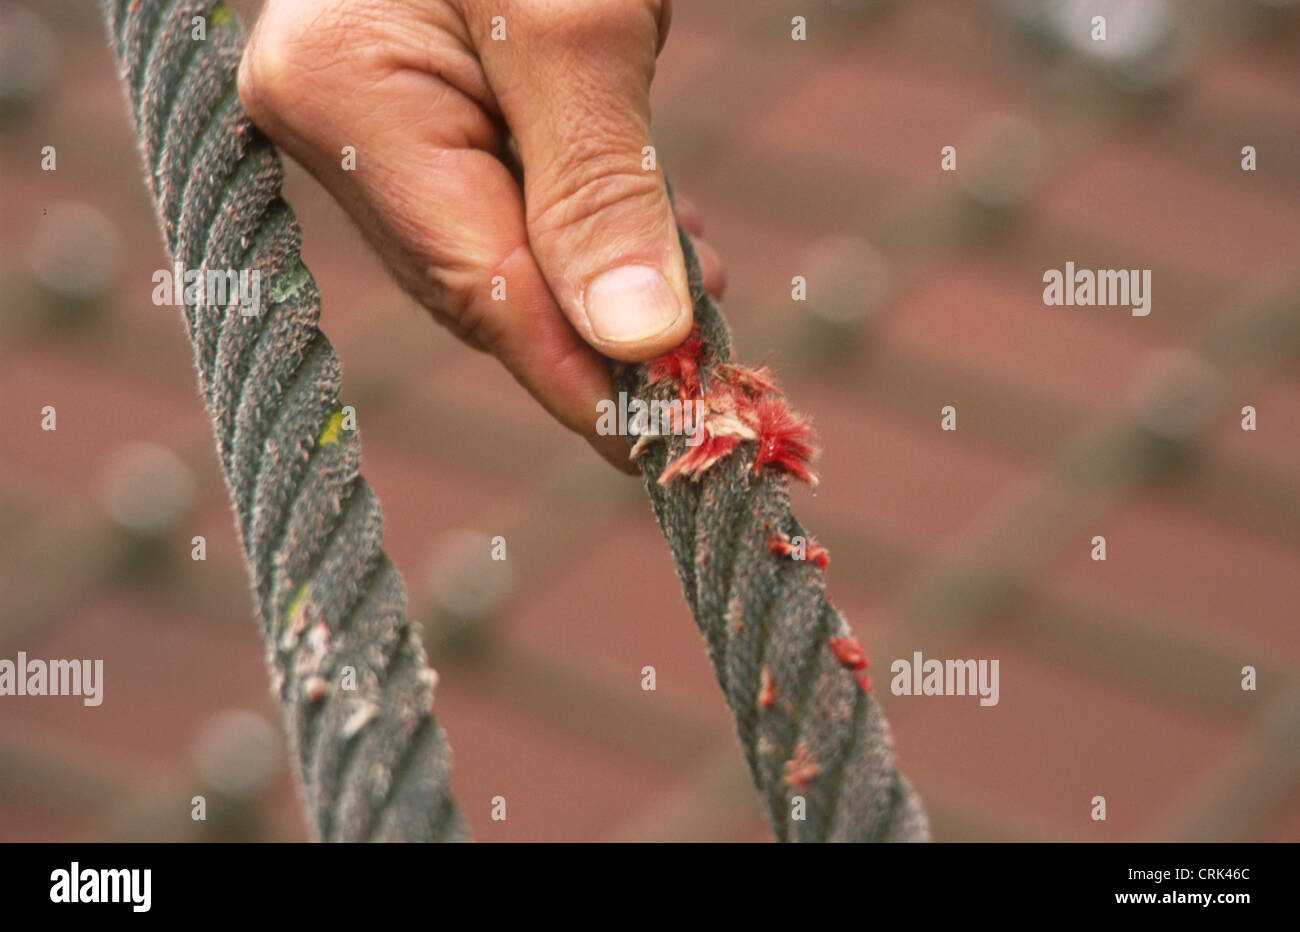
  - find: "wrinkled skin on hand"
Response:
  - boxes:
[238,0,726,469]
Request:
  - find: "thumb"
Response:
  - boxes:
[477,0,692,362]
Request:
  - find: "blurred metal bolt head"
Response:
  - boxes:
[0,3,57,113]
[1057,0,1175,64]
[1128,348,1224,440]
[800,235,892,330]
[28,202,123,304]
[958,112,1048,212]
[1059,0,1190,95]
[99,442,196,535]
[426,529,514,622]
[192,709,280,799]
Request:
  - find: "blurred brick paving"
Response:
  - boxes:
[1,0,1299,841]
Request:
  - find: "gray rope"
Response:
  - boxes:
[101,0,466,842]
[102,0,927,842]
[620,207,930,843]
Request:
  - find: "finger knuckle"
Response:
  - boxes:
[239,39,301,127]
[238,6,358,125]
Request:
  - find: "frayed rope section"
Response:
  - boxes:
[615,232,929,840]
[638,328,865,686]
[633,325,820,487]
[642,329,873,684]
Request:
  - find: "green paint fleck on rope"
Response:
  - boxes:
[318,407,345,447]
[272,258,312,304]
[285,580,309,624]
[210,4,234,27]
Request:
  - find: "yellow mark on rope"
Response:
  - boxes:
[210,4,234,27]
[285,581,309,625]
[318,408,344,447]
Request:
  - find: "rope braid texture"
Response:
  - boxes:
[615,234,928,842]
[103,0,928,842]
[102,0,465,842]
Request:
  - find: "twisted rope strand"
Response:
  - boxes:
[616,223,929,842]
[101,0,467,842]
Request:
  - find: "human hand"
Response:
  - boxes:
[237,0,726,470]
